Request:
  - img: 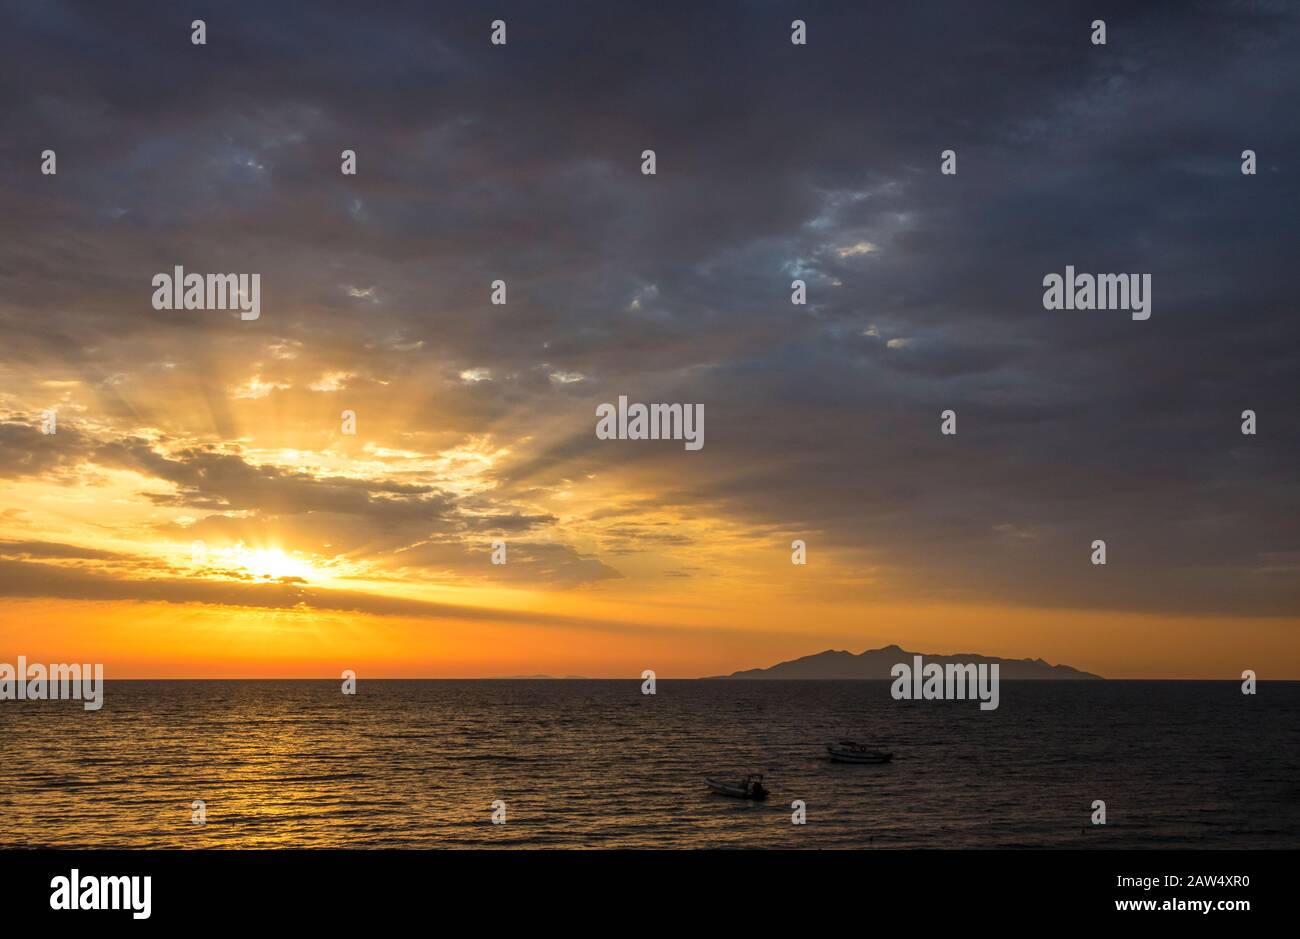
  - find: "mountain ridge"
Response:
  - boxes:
[708,644,1102,680]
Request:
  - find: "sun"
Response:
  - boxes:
[239,548,314,581]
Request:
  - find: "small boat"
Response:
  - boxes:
[827,740,893,764]
[706,773,769,800]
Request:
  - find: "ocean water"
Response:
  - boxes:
[0,679,1296,849]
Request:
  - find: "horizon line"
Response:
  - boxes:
[50,675,1300,682]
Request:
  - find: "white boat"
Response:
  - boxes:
[706,774,769,800]
[827,740,893,764]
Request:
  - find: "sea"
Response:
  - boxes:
[1,679,1296,849]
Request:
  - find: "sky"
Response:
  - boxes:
[0,1,1297,678]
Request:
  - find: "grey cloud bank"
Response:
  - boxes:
[0,1,1296,617]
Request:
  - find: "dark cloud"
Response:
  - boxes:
[0,1,1296,617]
[0,420,93,479]
[95,438,450,517]
[0,539,125,561]
[0,557,627,625]
[388,539,621,587]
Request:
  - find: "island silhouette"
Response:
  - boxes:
[709,644,1102,680]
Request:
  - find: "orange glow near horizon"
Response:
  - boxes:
[3,588,1296,680]
[1,359,1295,681]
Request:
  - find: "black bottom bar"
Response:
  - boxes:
[0,849,1288,925]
